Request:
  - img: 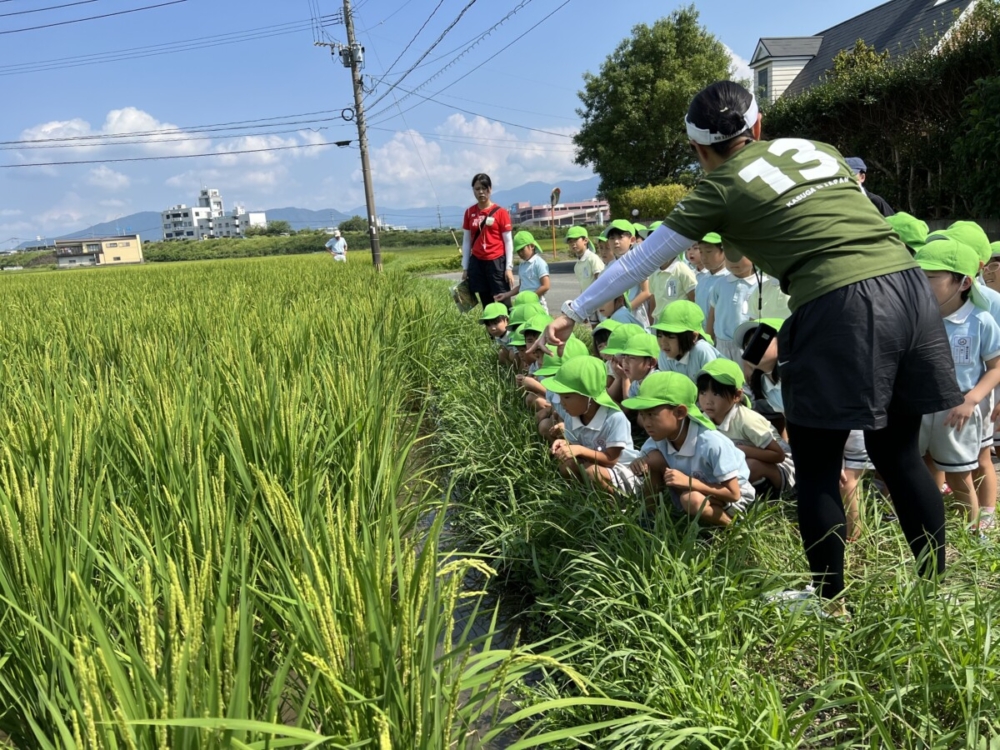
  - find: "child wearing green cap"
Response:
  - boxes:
[533,336,590,442]
[597,292,650,331]
[496,232,551,312]
[568,226,605,293]
[648,250,698,321]
[480,302,512,363]
[606,220,652,328]
[696,359,794,498]
[623,371,754,525]
[546,356,641,493]
[693,233,730,319]
[915,238,1000,532]
[609,332,660,408]
[652,300,720,382]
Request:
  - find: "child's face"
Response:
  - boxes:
[484,317,508,338]
[984,258,1000,292]
[699,244,726,272]
[686,247,704,270]
[597,297,621,318]
[594,335,610,357]
[638,404,687,441]
[568,237,589,258]
[609,232,633,258]
[656,330,681,360]
[698,387,739,425]
[726,255,754,278]
[924,270,967,308]
[517,246,534,262]
[624,355,655,382]
[560,391,591,418]
[524,331,539,349]
[598,244,615,264]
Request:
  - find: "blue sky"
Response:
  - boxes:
[1,0,888,243]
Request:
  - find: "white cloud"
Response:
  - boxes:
[725,45,753,84]
[364,114,586,207]
[99,199,127,208]
[86,165,130,190]
[0,209,22,217]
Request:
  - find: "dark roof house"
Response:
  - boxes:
[750,0,978,102]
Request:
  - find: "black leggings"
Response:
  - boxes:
[787,409,946,599]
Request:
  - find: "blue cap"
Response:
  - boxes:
[845,157,867,175]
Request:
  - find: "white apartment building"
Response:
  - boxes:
[161,188,266,240]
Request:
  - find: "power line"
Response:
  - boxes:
[1,141,342,168]
[4,126,343,151]
[368,0,573,125]
[367,125,574,151]
[0,17,335,76]
[367,0,446,90]
[363,0,479,112]
[356,0,412,33]
[0,0,98,18]
[0,0,187,35]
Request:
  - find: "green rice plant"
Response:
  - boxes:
[434,323,1000,748]
[0,256,636,748]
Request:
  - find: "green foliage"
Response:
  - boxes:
[338,214,368,232]
[606,183,691,220]
[432,332,1000,746]
[573,5,732,194]
[265,219,293,235]
[764,0,1000,219]
[0,256,620,747]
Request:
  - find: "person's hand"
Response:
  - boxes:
[494,291,511,302]
[461,269,468,282]
[505,268,515,289]
[530,315,576,357]
[630,456,648,476]
[547,422,565,440]
[611,359,627,379]
[551,439,575,462]
[515,373,526,388]
[945,396,977,430]
[663,468,691,489]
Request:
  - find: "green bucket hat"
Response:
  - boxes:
[513,230,542,254]
[602,323,647,356]
[698,358,745,389]
[886,212,929,253]
[620,332,660,360]
[593,318,622,335]
[535,335,590,377]
[598,228,609,242]
[480,302,509,321]
[701,232,722,245]
[606,219,634,237]
[915,238,988,308]
[928,221,991,264]
[521,312,554,335]
[513,290,540,307]
[991,242,1000,259]
[632,223,648,238]
[733,317,785,352]
[652,300,714,345]
[544,356,620,410]
[508,329,527,347]
[621,371,715,430]
[565,226,589,241]
[508,302,544,328]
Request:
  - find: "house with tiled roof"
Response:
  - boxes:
[750,0,979,103]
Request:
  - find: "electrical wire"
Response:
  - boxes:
[0,0,98,19]
[0,17,335,75]
[366,0,446,91]
[1,141,339,168]
[4,126,342,151]
[0,0,187,35]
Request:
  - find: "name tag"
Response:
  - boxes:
[952,335,973,366]
[666,280,677,297]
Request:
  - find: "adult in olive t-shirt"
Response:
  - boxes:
[540,81,961,612]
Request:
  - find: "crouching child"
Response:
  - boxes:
[624,372,755,526]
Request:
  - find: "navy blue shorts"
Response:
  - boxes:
[778,268,963,431]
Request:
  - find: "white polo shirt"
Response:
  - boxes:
[563,406,640,463]
[658,339,720,382]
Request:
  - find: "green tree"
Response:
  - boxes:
[573,6,732,194]
[338,215,368,232]
[266,220,293,235]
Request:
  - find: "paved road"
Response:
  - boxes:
[434,262,582,315]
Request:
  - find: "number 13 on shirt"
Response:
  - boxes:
[738,138,842,196]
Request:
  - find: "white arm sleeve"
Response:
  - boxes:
[569,224,696,319]
[502,231,514,270]
[461,229,471,270]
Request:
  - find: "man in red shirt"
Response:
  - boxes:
[462,173,515,309]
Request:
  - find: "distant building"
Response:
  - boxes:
[509,198,608,228]
[751,0,977,103]
[161,188,266,240]
[54,235,143,268]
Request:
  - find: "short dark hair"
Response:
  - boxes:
[696,373,740,401]
[471,173,492,189]
[656,329,697,355]
[687,81,755,156]
[481,315,507,325]
[593,329,612,349]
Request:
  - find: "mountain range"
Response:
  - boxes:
[15,175,601,249]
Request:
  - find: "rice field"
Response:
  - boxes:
[0,256,617,748]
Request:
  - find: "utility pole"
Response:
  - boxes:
[437,205,442,230]
[320,0,382,270]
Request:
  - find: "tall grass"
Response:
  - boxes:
[435,319,1000,748]
[0,256,620,748]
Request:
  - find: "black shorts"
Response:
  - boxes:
[778,268,963,431]
[467,255,511,309]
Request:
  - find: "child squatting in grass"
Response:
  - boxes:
[625,371,755,527]
[480,302,514,367]
[531,336,590,443]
